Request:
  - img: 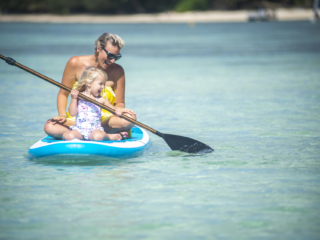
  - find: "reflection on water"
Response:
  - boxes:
[30,155,127,166]
[0,21,320,239]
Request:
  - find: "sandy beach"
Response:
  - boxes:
[0,8,318,23]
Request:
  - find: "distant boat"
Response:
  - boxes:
[248,8,276,22]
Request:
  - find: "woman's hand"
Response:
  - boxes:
[70,89,79,99]
[114,107,136,117]
[46,115,67,125]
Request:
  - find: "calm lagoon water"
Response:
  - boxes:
[0,21,320,239]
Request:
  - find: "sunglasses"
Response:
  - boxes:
[101,48,122,61]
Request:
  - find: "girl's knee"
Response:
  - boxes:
[63,132,75,141]
[92,131,105,141]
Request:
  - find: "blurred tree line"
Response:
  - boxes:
[0,0,314,14]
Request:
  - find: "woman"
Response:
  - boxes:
[44,33,136,139]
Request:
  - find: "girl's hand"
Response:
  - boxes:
[70,89,79,99]
[114,107,136,117]
[46,115,67,125]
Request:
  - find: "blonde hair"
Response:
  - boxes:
[73,66,107,94]
[95,33,125,52]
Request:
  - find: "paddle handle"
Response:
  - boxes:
[0,54,163,136]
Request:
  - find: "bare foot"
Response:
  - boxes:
[107,133,122,140]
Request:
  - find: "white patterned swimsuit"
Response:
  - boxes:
[70,96,104,140]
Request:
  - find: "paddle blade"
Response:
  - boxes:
[163,133,213,154]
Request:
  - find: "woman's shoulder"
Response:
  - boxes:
[67,55,93,68]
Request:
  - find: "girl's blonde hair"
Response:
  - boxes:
[95,33,125,52]
[73,66,107,94]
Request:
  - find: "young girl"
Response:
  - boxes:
[62,66,133,141]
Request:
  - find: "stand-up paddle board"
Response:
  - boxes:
[29,126,150,158]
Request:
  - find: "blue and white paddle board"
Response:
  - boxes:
[29,126,150,159]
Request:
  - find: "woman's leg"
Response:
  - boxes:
[62,130,84,141]
[44,119,75,139]
[89,129,122,141]
[102,113,136,134]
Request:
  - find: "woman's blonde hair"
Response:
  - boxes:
[95,33,125,52]
[73,66,107,94]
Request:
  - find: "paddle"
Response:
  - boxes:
[0,54,213,154]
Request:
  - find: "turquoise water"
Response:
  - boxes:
[0,21,320,239]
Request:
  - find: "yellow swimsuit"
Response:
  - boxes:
[67,85,116,123]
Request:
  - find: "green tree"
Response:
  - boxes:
[175,0,208,12]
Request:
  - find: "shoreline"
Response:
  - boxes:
[0,9,318,23]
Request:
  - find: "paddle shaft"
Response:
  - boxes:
[0,54,164,137]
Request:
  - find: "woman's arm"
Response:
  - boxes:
[49,57,79,124]
[57,57,79,116]
[106,64,136,117]
[111,64,126,109]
